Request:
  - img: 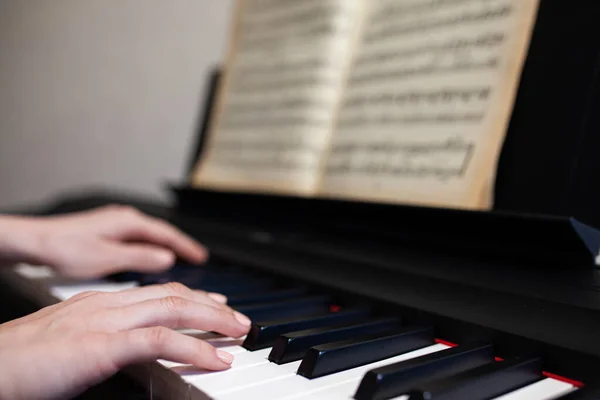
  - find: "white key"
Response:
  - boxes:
[304,380,409,400]
[49,281,138,300]
[14,262,138,300]
[491,378,576,400]
[300,380,376,400]
[156,333,248,369]
[189,359,303,395]
[158,359,186,369]
[175,328,209,336]
[205,336,248,355]
[14,263,55,279]
[172,348,273,380]
[213,344,449,400]
[183,331,248,355]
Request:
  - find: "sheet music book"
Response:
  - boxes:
[190,0,540,210]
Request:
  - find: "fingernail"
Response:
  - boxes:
[208,293,227,304]
[217,350,234,365]
[156,251,174,265]
[234,311,252,327]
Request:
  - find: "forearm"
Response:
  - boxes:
[0,215,44,266]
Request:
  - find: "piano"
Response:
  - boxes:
[5,186,600,400]
[5,2,600,395]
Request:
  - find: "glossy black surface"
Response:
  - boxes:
[194,278,274,296]
[406,358,542,400]
[226,287,308,306]
[297,326,434,379]
[242,307,371,350]
[234,295,330,322]
[269,317,403,364]
[354,342,495,400]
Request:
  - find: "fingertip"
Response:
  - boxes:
[216,350,234,366]
[130,253,175,274]
[136,249,175,272]
[203,307,251,339]
[154,249,176,266]
[189,245,209,263]
[234,311,252,327]
[208,293,228,304]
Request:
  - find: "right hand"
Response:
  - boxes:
[0,282,251,400]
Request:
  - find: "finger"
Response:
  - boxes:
[111,282,229,309]
[100,242,176,274]
[119,214,208,263]
[109,327,234,371]
[207,292,228,304]
[101,296,251,338]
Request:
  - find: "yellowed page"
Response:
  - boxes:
[191,0,366,196]
[318,0,540,209]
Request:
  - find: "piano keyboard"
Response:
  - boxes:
[12,262,596,400]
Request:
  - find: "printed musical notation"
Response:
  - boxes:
[197,0,361,189]
[365,2,513,43]
[238,0,353,50]
[320,0,534,205]
[352,33,505,68]
[339,87,490,128]
[326,138,475,181]
[370,0,494,23]
[348,58,499,85]
[209,150,321,172]
[207,136,323,176]
[193,0,539,208]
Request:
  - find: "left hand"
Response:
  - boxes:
[0,205,208,279]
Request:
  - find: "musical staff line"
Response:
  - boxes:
[349,58,499,85]
[365,5,513,43]
[354,33,505,68]
[343,87,491,108]
[371,0,484,24]
[326,139,475,180]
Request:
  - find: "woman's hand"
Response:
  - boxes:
[0,282,251,400]
[0,205,208,279]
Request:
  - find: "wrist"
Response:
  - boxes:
[0,215,47,265]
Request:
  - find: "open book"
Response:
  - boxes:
[190,0,540,210]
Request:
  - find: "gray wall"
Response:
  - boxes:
[0,0,233,209]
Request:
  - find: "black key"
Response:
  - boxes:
[243,307,371,350]
[555,386,600,399]
[187,270,251,283]
[197,278,274,295]
[235,296,330,322]
[354,342,494,400]
[406,357,543,400]
[297,326,434,379]
[270,317,403,364]
[106,271,144,282]
[139,265,251,287]
[227,287,308,307]
[148,273,252,288]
